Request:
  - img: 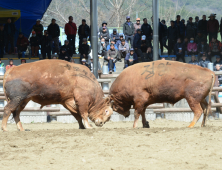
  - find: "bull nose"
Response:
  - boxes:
[95,119,103,127]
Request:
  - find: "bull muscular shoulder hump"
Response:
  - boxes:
[2,60,113,131]
[109,60,215,128]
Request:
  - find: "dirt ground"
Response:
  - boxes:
[0,119,222,170]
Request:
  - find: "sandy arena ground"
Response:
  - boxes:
[0,119,222,170]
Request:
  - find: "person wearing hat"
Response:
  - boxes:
[188,55,199,65]
[198,15,207,39]
[47,18,60,55]
[79,38,90,62]
[107,39,118,51]
[186,17,195,40]
[116,33,128,49]
[174,37,185,63]
[207,14,219,44]
[16,32,29,59]
[81,58,89,69]
[100,26,110,46]
[133,29,143,62]
[141,18,153,47]
[167,20,178,55]
[6,59,15,71]
[195,31,207,44]
[106,43,118,73]
[110,29,120,43]
[4,18,16,54]
[141,35,148,54]
[65,16,77,54]
[30,31,40,57]
[213,55,222,67]
[197,38,209,60]
[78,19,90,52]
[174,15,185,42]
[199,53,210,68]
[208,37,222,62]
[134,18,141,36]
[99,21,109,34]
[32,19,43,39]
[123,16,134,48]
[0,24,5,58]
[41,30,52,59]
[118,39,129,63]
[125,48,138,67]
[59,40,73,61]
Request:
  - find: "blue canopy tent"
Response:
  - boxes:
[0,0,52,39]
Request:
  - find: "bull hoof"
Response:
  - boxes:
[143,121,150,128]
[25,129,30,131]
[79,126,86,129]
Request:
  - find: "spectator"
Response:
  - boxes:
[110,29,120,43]
[183,37,189,54]
[116,34,127,48]
[198,15,208,39]
[208,37,222,61]
[21,59,26,64]
[161,20,168,51]
[214,64,222,86]
[65,16,77,54]
[207,14,219,43]
[197,39,209,60]
[81,58,89,68]
[189,55,199,65]
[134,18,141,35]
[181,19,185,25]
[99,21,109,34]
[100,27,110,46]
[0,24,5,58]
[174,15,185,41]
[144,46,153,62]
[187,38,197,55]
[6,59,15,70]
[171,57,176,61]
[79,38,90,62]
[214,55,222,66]
[220,18,222,41]
[106,44,118,74]
[174,38,185,62]
[123,16,134,47]
[32,19,43,39]
[107,39,118,51]
[70,59,75,63]
[167,20,178,55]
[89,55,102,73]
[59,40,73,61]
[194,16,199,36]
[98,38,107,58]
[16,32,29,59]
[195,31,207,44]
[4,18,16,54]
[133,29,143,62]
[0,59,4,67]
[186,17,195,40]
[119,39,129,63]
[125,48,138,67]
[47,18,60,55]
[141,35,148,53]
[52,56,57,59]
[41,30,52,59]
[30,31,40,57]
[78,19,90,52]
[159,19,165,54]
[141,18,153,47]
[199,53,210,68]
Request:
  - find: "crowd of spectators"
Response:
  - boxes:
[1,13,222,74]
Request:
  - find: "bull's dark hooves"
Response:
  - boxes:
[79,127,86,130]
[25,129,31,131]
[143,121,150,128]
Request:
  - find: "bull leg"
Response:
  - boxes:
[2,101,19,131]
[188,103,203,128]
[13,99,30,131]
[200,99,208,127]
[81,112,92,129]
[72,113,85,129]
[133,110,140,128]
[141,111,150,128]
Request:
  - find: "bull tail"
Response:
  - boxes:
[206,73,215,118]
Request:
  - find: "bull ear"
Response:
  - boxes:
[104,96,111,105]
[110,94,114,100]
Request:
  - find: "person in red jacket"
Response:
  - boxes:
[65,16,77,54]
[207,13,219,44]
[16,32,29,58]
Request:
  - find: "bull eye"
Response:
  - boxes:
[105,110,108,113]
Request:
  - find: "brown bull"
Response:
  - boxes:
[2,60,113,131]
[109,60,215,128]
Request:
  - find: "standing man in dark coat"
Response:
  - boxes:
[161,20,168,51]
[141,18,153,47]
[32,19,43,39]
[167,20,178,55]
[174,15,185,41]
[41,30,52,59]
[186,17,195,40]
[123,16,134,48]
[207,14,219,44]
[47,18,60,55]
[4,18,16,54]
[133,29,143,62]
[78,19,90,53]
[65,16,77,54]
[0,24,5,58]
[198,15,208,39]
